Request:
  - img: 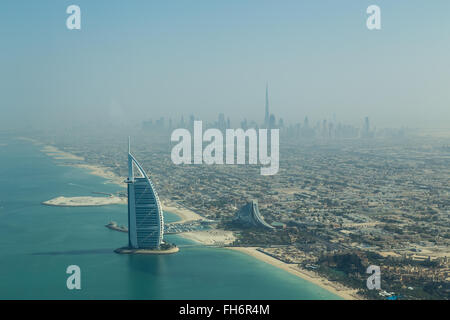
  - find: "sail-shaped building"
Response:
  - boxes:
[234,200,274,230]
[126,139,164,249]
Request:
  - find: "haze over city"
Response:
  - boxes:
[1,0,450,131]
[0,0,449,303]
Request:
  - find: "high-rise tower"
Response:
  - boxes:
[264,83,269,128]
[234,200,274,229]
[126,138,164,249]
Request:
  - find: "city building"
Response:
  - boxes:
[126,139,164,249]
[234,200,274,229]
[265,83,269,128]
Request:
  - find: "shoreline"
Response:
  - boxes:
[26,139,126,189]
[181,230,236,246]
[69,163,126,189]
[32,138,360,300]
[228,247,362,300]
[162,201,204,224]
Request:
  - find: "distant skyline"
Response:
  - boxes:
[1,0,450,130]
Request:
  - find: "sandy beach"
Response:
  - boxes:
[71,164,126,188]
[229,247,362,300]
[34,141,126,188]
[162,201,204,224]
[182,230,236,246]
[41,145,84,161]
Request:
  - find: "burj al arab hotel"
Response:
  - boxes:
[125,139,164,249]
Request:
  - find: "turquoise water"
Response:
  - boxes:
[0,138,340,300]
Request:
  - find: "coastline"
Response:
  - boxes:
[70,163,126,189]
[33,139,361,300]
[162,201,204,224]
[24,138,126,189]
[41,145,84,161]
[181,230,236,246]
[228,247,362,300]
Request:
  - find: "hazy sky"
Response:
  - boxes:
[1,0,449,130]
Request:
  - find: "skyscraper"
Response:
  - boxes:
[362,116,371,138]
[126,139,164,249]
[234,200,274,229]
[264,83,269,128]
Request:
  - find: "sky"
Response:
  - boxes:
[1,0,450,130]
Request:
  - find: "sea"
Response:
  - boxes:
[0,137,340,299]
